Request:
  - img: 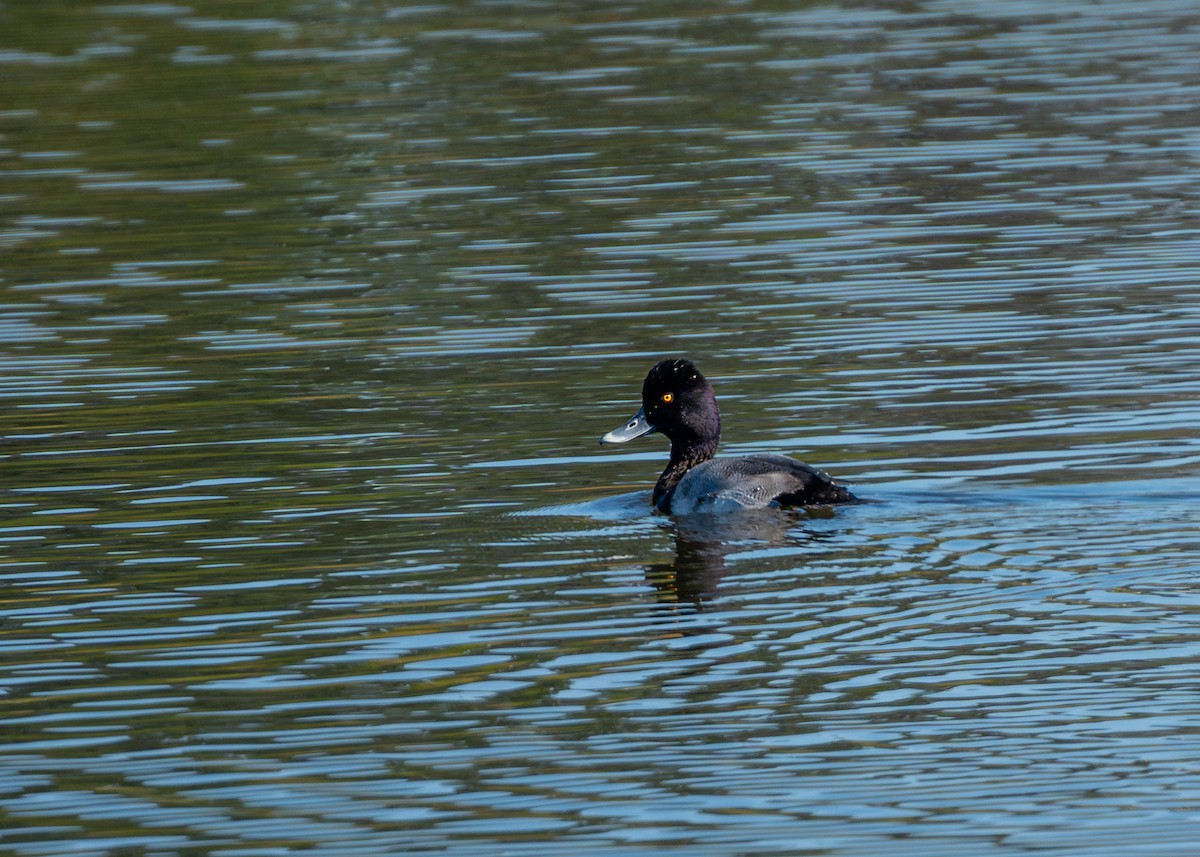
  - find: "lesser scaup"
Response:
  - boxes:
[600,358,856,514]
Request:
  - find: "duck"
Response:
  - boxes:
[600,358,856,514]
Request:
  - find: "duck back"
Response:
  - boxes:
[664,453,854,514]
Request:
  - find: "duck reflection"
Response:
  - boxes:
[646,508,840,613]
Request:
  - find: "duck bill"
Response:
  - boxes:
[600,407,657,444]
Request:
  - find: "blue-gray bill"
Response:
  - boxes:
[600,408,657,445]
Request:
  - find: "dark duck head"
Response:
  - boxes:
[600,358,722,509]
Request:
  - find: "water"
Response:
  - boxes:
[2,0,1199,853]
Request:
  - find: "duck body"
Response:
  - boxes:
[600,358,856,514]
[665,453,854,514]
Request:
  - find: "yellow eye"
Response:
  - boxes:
[661,393,674,403]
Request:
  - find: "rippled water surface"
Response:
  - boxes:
[2,0,1199,853]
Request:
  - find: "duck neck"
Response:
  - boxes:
[653,435,719,511]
